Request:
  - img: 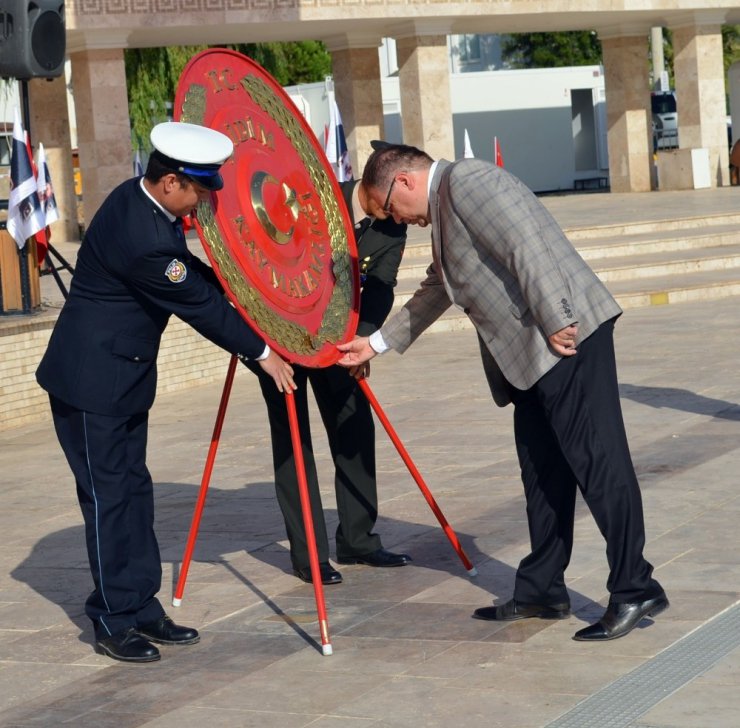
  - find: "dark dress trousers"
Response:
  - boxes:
[247,181,407,570]
[37,178,266,639]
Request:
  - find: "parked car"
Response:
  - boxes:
[652,92,678,150]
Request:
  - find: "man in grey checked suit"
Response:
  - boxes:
[337,143,668,642]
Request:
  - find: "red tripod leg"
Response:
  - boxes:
[284,391,333,655]
[173,354,238,606]
[357,378,477,576]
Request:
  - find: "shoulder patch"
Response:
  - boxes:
[165,258,188,283]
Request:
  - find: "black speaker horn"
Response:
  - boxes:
[0,1,66,80]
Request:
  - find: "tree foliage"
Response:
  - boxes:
[503,27,740,88]
[237,41,331,86]
[125,45,206,150]
[125,42,331,150]
[723,25,740,73]
[502,31,602,69]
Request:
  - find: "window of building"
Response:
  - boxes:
[458,35,481,64]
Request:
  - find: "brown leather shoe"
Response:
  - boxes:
[473,598,571,621]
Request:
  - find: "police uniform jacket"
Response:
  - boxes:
[37,177,265,416]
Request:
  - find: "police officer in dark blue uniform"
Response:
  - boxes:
[36,122,296,663]
[246,144,411,585]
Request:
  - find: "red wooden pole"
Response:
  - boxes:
[358,378,477,576]
[173,354,238,606]
[285,391,333,655]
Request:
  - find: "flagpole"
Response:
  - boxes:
[20,80,31,136]
[17,81,33,313]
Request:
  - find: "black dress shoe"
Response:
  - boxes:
[137,615,200,645]
[336,548,412,567]
[95,627,161,662]
[293,562,343,585]
[573,593,669,641]
[473,598,571,621]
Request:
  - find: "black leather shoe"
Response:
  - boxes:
[573,593,669,641]
[336,548,412,567]
[293,562,343,585]
[137,615,200,645]
[473,598,571,621]
[95,627,161,662]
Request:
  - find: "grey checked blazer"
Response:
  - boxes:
[380,159,622,407]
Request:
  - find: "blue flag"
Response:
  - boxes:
[325,91,353,182]
[134,148,143,176]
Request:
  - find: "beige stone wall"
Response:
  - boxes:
[601,34,653,193]
[673,24,730,187]
[396,35,454,161]
[70,49,133,225]
[28,77,80,244]
[0,315,248,431]
[0,317,54,431]
[331,47,385,176]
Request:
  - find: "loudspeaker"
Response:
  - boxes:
[0,1,65,80]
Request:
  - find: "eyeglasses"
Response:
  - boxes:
[382,177,397,213]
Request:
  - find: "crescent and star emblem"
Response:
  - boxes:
[250,171,299,246]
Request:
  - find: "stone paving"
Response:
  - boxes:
[2,187,740,726]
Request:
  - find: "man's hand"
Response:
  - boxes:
[549,324,579,357]
[349,361,370,381]
[337,337,377,367]
[258,350,297,392]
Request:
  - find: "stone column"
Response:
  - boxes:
[328,42,385,177]
[672,23,729,186]
[28,74,80,243]
[650,27,665,90]
[601,33,653,193]
[395,34,454,161]
[69,48,132,225]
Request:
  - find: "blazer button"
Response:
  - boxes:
[463,307,471,314]
[133,356,141,362]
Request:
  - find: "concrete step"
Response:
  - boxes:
[576,225,740,261]
[564,211,740,242]
[391,265,740,334]
[391,211,740,321]
[399,222,740,268]
[592,243,740,283]
[396,236,740,284]
[604,266,740,308]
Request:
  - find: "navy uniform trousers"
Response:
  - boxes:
[49,396,165,640]
[503,319,663,605]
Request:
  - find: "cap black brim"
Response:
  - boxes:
[186,172,223,192]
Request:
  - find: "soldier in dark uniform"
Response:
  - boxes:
[36,122,295,663]
[247,149,411,584]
